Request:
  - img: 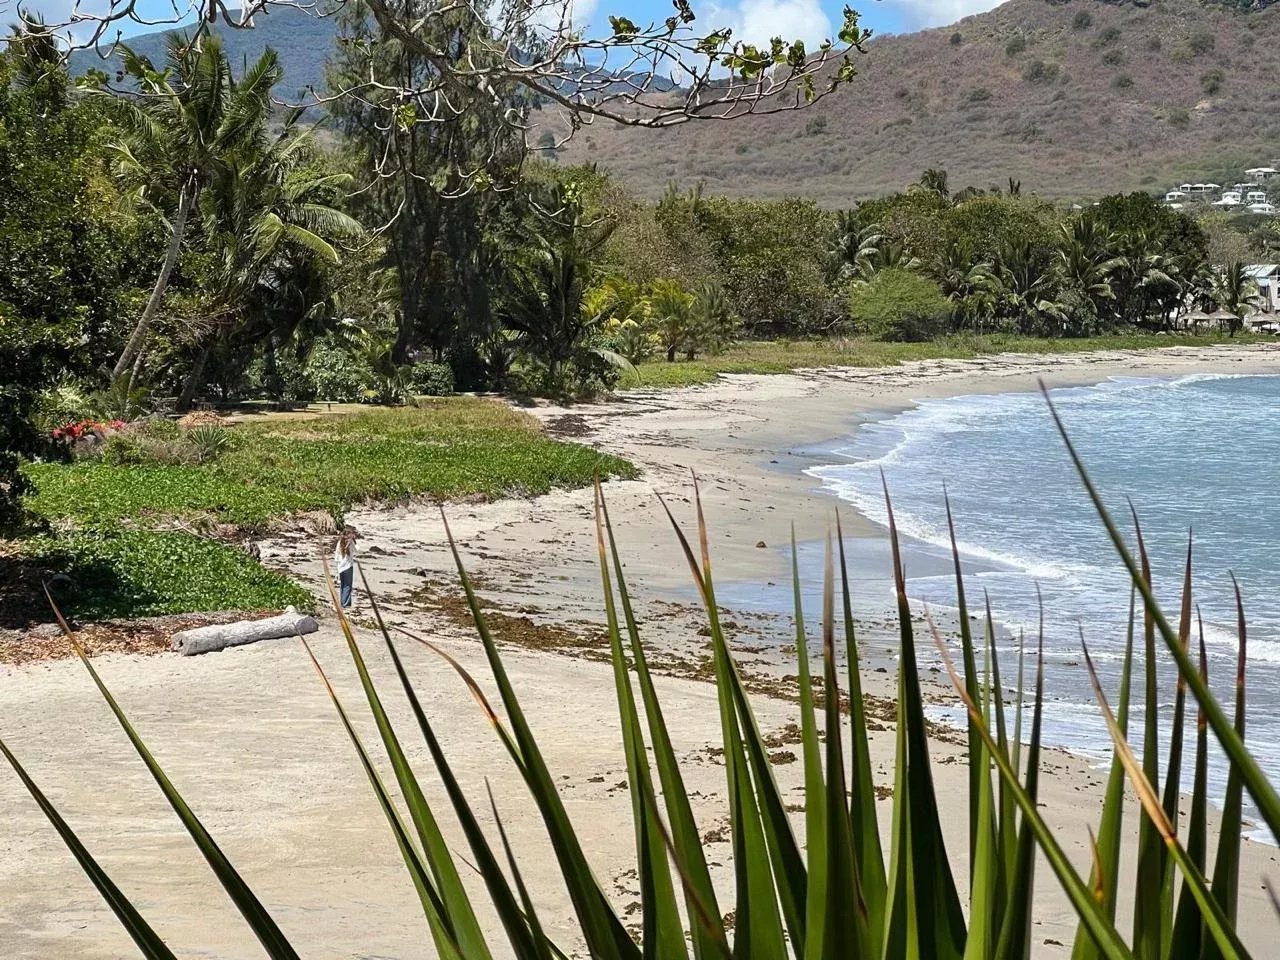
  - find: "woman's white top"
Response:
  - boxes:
[333,541,356,574]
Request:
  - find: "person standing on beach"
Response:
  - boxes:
[333,526,359,610]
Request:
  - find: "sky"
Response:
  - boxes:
[9,0,1005,47]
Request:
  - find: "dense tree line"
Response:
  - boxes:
[3,17,1276,529]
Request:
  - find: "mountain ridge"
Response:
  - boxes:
[550,0,1280,203]
[71,0,1280,203]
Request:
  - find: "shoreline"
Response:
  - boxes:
[3,343,1280,957]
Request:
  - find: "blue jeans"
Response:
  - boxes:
[339,567,354,608]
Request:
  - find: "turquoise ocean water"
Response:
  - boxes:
[807,373,1280,824]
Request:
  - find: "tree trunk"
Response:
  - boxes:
[170,606,318,656]
[113,178,195,379]
[666,343,677,362]
[176,341,213,412]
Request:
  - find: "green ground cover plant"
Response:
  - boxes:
[14,400,634,620]
[25,401,636,530]
[2,388,1272,958]
[623,332,1269,388]
[27,530,311,619]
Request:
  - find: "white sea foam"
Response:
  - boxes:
[812,373,1280,830]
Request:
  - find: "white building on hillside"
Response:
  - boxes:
[1247,167,1278,180]
[1247,190,1269,204]
[1214,191,1242,207]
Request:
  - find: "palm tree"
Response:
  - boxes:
[8,16,67,110]
[827,213,883,283]
[103,35,281,380]
[930,241,996,331]
[1106,230,1178,329]
[873,238,924,275]
[1053,218,1121,322]
[499,197,630,394]
[1211,262,1261,336]
[175,130,364,408]
[647,279,696,362]
[992,239,1061,334]
[918,167,951,200]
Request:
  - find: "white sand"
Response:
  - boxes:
[3,344,1280,958]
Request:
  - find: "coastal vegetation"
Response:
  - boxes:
[623,331,1269,388]
[2,11,1274,624]
[4,417,1272,957]
[5,402,632,624]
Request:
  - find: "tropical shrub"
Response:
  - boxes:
[647,279,697,362]
[848,267,953,341]
[686,281,740,358]
[306,338,373,402]
[408,361,455,397]
[185,425,232,464]
[5,400,1274,960]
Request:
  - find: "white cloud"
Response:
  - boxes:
[890,0,1002,30]
[707,0,834,50]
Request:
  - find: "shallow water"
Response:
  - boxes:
[806,373,1280,827]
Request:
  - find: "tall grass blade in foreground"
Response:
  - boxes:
[1070,588,1136,960]
[1044,380,1280,842]
[36,590,303,960]
[3,395,1274,960]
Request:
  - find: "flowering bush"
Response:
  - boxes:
[50,419,127,456]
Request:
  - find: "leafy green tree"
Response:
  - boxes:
[499,190,629,395]
[102,35,282,381]
[326,0,532,369]
[692,196,841,336]
[847,268,952,341]
[1090,192,1208,271]
[945,194,1059,269]
[0,26,144,529]
[851,190,952,267]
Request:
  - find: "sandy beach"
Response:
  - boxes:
[4,343,1280,958]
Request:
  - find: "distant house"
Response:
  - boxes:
[1248,202,1276,215]
[1246,264,1280,313]
[1213,191,1242,207]
[1249,167,1280,180]
[1246,191,1269,204]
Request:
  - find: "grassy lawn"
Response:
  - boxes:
[623,332,1271,389]
[13,399,635,622]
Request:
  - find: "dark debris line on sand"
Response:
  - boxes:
[0,611,277,666]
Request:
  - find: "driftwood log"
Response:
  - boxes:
[170,606,318,656]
